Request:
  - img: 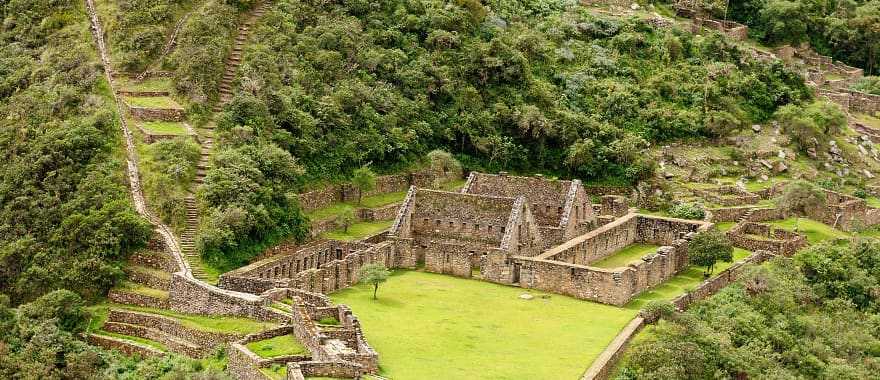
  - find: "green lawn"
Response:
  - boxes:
[260,365,287,380]
[140,121,188,135]
[360,190,407,208]
[865,197,880,208]
[125,96,181,109]
[330,270,638,380]
[321,220,393,241]
[715,221,736,233]
[306,203,354,221]
[245,334,308,358]
[624,248,752,310]
[93,331,169,352]
[87,303,277,335]
[768,218,850,244]
[117,76,174,93]
[590,244,660,269]
[116,281,168,299]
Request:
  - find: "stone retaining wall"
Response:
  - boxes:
[103,321,203,357]
[297,169,459,212]
[123,267,171,290]
[580,317,645,380]
[87,334,164,358]
[125,102,185,122]
[168,274,282,322]
[107,309,244,348]
[726,222,806,255]
[672,250,774,310]
[108,289,169,309]
[118,90,170,97]
[693,186,760,206]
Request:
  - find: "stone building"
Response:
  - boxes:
[387,187,545,277]
[461,172,596,246]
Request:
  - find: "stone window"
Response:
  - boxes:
[336,248,343,260]
[501,226,506,233]
[423,218,429,225]
[487,225,493,233]
[462,222,467,229]
[546,205,551,214]
[436,219,441,226]
[558,206,563,215]
[474,224,480,231]
[448,221,454,228]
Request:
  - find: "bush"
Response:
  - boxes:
[668,202,706,220]
[775,101,847,153]
[854,188,868,199]
[688,230,733,276]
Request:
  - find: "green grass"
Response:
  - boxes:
[625,248,752,310]
[438,178,467,192]
[359,190,408,208]
[86,303,277,335]
[260,365,287,380]
[715,222,736,233]
[307,203,354,221]
[94,330,169,352]
[117,76,174,93]
[856,113,880,129]
[330,270,638,380]
[139,121,188,135]
[865,197,880,208]
[321,220,393,241]
[768,218,850,244]
[126,265,171,280]
[125,96,181,109]
[116,281,168,299]
[590,244,660,269]
[245,335,308,358]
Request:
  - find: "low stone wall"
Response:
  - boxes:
[103,321,203,357]
[358,202,401,221]
[107,309,244,348]
[693,186,759,206]
[168,274,281,322]
[123,267,171,291]
[118,90,170,97]
[125,103,185,122]
[108,289,169,309]
[580,317,645,380]
[129,250,177,272]
[289,361,362,379]
[726,222,806,256]
[87,334,164,358]
[690,17,748,41]
[297,169,459,212]
[672,250,774,310]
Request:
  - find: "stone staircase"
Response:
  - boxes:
[181,195,207,279]
[212,2,269,113]
[736,209,755,224]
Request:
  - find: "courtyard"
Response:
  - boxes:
[330,270,637,379]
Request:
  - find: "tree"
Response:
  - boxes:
[689,230,734,276]
[338,208,356,233]
[351,166,377,205]
[777,181,826,217]
[358,263,391,300]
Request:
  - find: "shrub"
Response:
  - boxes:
[854,188,868,199]
[668,202,706,220]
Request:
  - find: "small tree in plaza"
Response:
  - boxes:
[358,263,391,300]
[351,166,377,205]
[689,230,734,277]
[338,208,356,233]
[777,181,826,232]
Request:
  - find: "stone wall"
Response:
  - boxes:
[689,17,748,41]
[726,222,807,256]
[580,317,645,380]
[108,289,168,309]
[87,334,164,358]
[125,103,185,122]
[296,169,460,212]
[672,250,774,310]
[168,274,282,322]
[539,214,638,265]
[289,361,362,379]
[693,186,760,206]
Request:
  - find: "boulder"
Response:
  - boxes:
[519,294,534,300]
[752,124,762,133]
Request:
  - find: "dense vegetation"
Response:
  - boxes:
[141,137,200,233]
[0,291,229,379]
[223,0,810,185]
[103,0,195,71]
[0,0,151,305]
[619,239,880,379]
[727,0,880,75]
